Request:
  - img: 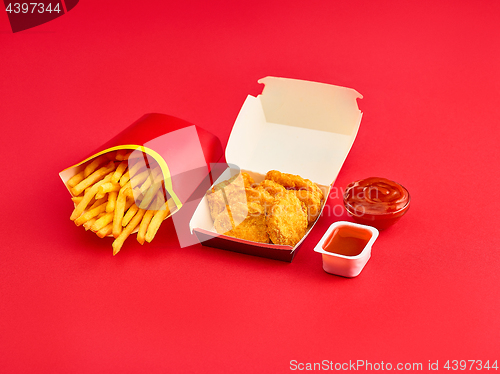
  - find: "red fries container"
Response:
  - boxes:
[59,113,223,231]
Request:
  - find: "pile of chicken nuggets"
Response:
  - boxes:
[206,170,324,247]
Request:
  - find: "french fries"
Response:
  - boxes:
[66,150,171,255]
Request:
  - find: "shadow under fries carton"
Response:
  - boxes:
[189,77,363,262]
[59,113,223,254]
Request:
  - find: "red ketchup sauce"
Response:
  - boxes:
[323,225,372,257]
[343,177,410,229]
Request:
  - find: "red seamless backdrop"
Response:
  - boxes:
[1,1,499,373]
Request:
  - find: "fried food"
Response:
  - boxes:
[266,191,308,246]
[145,205,170,243]
[112,208,146,256]
[83,156,106,178]
[214,201,269,243]
[241,172,255,188]
[265,170,323,195]
[72,162,116,196]
[66,149,171,255]
[245,187,274,209]
[255,179,286,197]
[137,209,156,245]
[205,172,247,220]
[67,171,85,188]
[265,170,324,224]
[206,170,323,247]
[292,189,323,224]
[206,189,228,221]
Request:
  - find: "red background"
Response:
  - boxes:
[1,1,499,373]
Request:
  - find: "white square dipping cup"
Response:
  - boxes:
[314,221,379,277]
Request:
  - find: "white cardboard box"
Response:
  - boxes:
[189,77,363,261]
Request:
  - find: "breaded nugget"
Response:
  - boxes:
[214,201,269,243]
[207,170,320,246]
[245,187,274,209]
[241,172,255,188]
[212,173,245,197]
[255,179,286,197]
[206,189,227,220]
[292,189,323,224]
[206,172,247,220]
[265,170,324,224]
[265,170,323,197]
[266,191,308,247]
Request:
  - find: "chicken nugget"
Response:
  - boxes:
[265,170,323,198]
[255,179,286,197]
[214,202,269,243]
[206,189,227,221]
[245,187,274,209]
[292,189,323,224]
[241,172,255,188]
[266,191,308,246]
[206,173,247,220]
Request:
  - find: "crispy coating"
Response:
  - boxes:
[245,187,274,209]
[214,201,269,243]
[266,191,308,247]
[206,173,247,220]
[207,170,323,246]
[212,173,245,197]
[292,189,323,224]
[265,170,323,197]
[241,172,255,189]
[206,189,227,221]
[255,179,286,197]
[265,170,324,224]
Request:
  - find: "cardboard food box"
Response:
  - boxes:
[60,113,223,237]
[189,77,363,262]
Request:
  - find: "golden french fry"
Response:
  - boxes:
[119,171,131,187]
[138,166,161,194]
[106,191,117,213]
[113,199,137,231]
[122,203,139,227]
[67,149,168,253]
[129,168,152,190]
[72,161,116,196]
[96,182,120,199]
[96,223,113,238]
[125,187,135,199]
[103,182,121,193]
[137,208,156,245]
[139,182,162,210]
[91,212,114,232]
[67,171,85,188]
[112,208,146,255]
[74,202,107,226]
[94,191,106,200]
[128,159,146,179]
[89,197,108,210]
[145,203,170,243]
[120,164,147,188]
[70,175,112,221]
[111,161,128,183]
[112,187,130,238]
[83,213,102,231]
[71,196,84,205]
[83,156,105,178]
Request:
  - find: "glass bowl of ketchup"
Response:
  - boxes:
[343,177,410,230]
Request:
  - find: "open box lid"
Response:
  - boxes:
[225,77,363,186]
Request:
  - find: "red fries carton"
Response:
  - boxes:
[59,113,223,246]
[189,77,363,262]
